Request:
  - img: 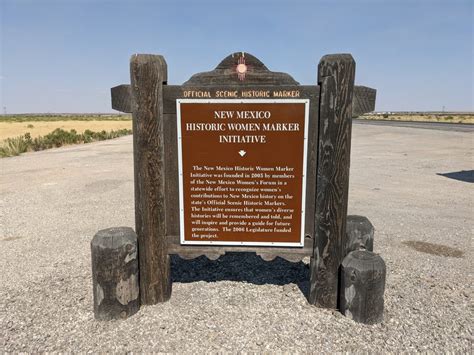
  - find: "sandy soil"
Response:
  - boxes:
[0,121,132,140]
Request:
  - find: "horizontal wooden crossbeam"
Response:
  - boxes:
[111,84,376,116]
[166,235,313,263]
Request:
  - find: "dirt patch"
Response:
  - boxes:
[2,236,23,242]
[402,240,464,258]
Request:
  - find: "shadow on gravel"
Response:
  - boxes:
[437,170,474,183]
[171,253,310,298]
[402,240,464,258]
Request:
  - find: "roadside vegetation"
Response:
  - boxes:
[359,113,474,124]
[0,128,132,158]
[0,114,131,122]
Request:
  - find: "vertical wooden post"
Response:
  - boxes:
[309,54,355,308]
[130,54,171,304]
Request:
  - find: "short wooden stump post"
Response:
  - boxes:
[340,250,386,324]
[346,215,374,253]
[91,227,139,320]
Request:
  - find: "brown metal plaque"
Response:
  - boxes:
[177,99,309,246]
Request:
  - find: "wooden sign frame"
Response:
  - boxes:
[111,52,376,309]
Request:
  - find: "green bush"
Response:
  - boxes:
[0,134,31,157]
[383,114,389,118]
[1,128,132,157]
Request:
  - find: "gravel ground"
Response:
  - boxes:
[0,123,472,352]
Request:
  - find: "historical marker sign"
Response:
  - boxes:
[111,51,377,307]
[177,99,309,246]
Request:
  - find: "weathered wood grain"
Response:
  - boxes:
[111,84,133,113]
[340,250,386,324]
[163,113,179,237]
[346,215,374,254]
[166,235,313,263]
[130,54,171,304]
[91,227,139,320]
[304,90,319,241]
[110,83,374,116]
[309,54,355,308]
[184,52,299,86]
[162,85,317,114]
[352,86,377,117]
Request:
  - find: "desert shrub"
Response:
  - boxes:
[0,134,31,157]
[1,128,132,157]
[26,124,34,128]
[383,114,389,118]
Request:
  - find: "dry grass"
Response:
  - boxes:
[0,114,131,122]
[360,114,474,124]
[0,120,132,141]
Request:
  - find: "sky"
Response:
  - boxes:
[0,0,473,113]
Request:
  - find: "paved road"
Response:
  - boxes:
[354,118,474,132]
[0,124,472,352]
